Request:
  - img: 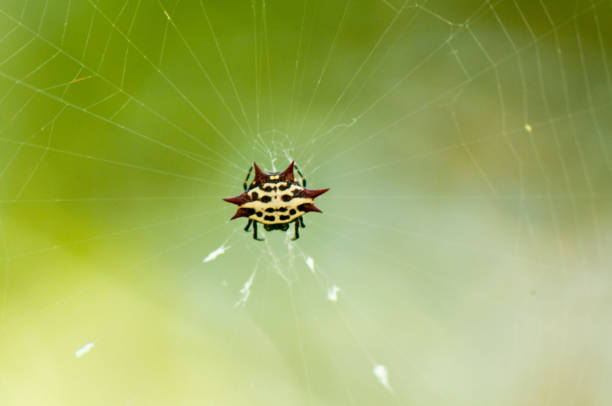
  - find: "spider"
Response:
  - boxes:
[223,161,329,240]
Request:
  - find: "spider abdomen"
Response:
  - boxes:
[223,161,329,240]
[243,181,320,224]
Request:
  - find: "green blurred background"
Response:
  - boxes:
[1,0,611,404]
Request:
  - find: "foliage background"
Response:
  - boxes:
[1,0,611,404]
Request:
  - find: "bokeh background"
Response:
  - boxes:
[1,0,611,404]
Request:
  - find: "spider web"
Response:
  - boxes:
[1,0,612,404]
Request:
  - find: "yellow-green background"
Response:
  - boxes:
[1,0,611,404]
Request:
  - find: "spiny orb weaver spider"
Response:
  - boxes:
[223,161,329,240]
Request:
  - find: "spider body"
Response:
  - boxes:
[223,161,329,240]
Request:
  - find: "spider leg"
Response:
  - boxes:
[253,221,264,241]
[243,166,253,191]
[294,163,306,187]
[244,219,253,232]
[299,216,305,228]
[291,220,300,240]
